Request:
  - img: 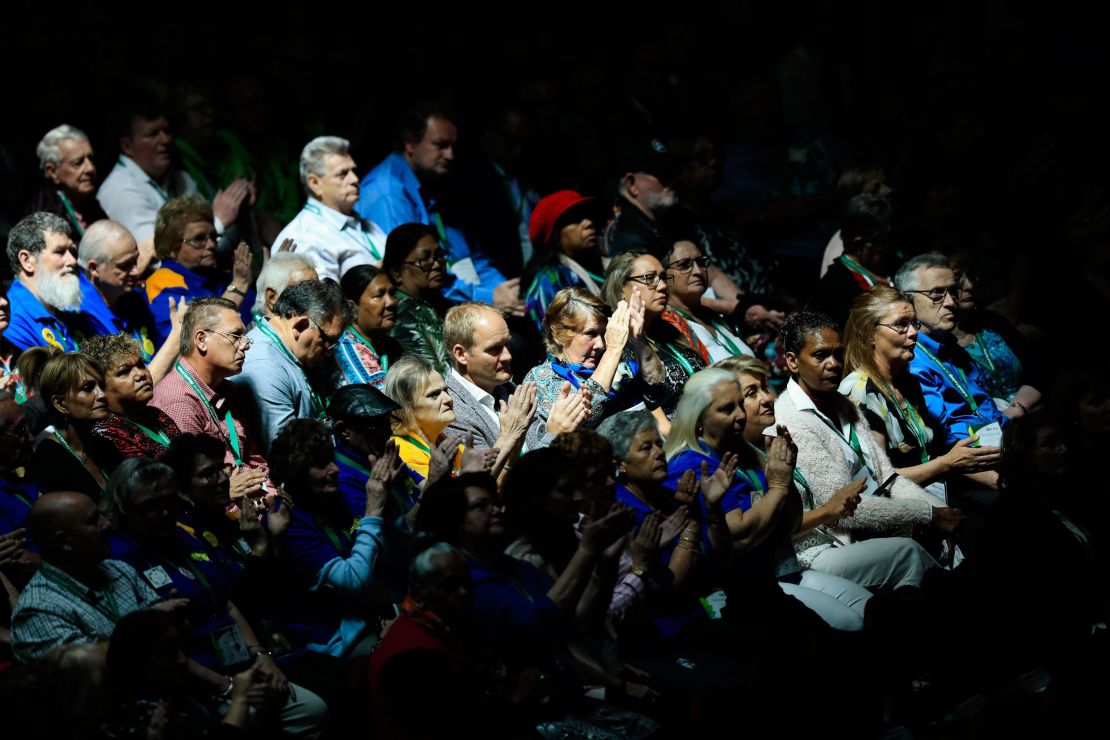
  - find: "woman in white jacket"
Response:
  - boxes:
[772,310,961,589]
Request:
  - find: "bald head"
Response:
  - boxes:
[30,491,107,565]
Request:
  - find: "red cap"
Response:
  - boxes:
[528,190,595,250]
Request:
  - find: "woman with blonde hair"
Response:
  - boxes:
[840,286,1000,490]
[521,285,667,448]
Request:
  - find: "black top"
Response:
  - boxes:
[806,260,863,329]
[607,196,664,258]
[28,434,122,502]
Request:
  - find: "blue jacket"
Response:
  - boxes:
[3,279,91,352]
[81,278,162,361]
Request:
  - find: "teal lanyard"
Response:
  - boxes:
[41,567,120,622]
[175,362,243,466]
[876,378,931,464]
[916,343,979,413]
[653,339,696,377]
[814,415,874,478]
[52,431,107,493]
[133,420,171,448]
[254,320,326,418]
[56,190,85,237]
[304,202,380,260]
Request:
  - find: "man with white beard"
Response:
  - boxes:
[3,212,92,352]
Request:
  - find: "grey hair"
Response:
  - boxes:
[383,354,438,434]
[299,136,350,193]
[664,368,739,459]
[596,410,659,461]
[893,253,952,292]
[7,212,72,275]
[36,124,89,169]
[601,252,642,310]
[99,457,176,527]
[253,254,317,315]
[409,542,464,591]
[78,220,133,270]
[271,277,353,326]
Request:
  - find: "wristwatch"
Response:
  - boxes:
[629,565,648,578]
[226,284,247,296]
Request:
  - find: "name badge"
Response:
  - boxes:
[450,257,481,285]
[178,566,197,580]
[143,566,173,589]
[210,624,251,668]
[968,421,1003,448]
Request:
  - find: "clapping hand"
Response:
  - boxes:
[604,299,631,351]
[458,431,498,475]
[546,382,590,435]
[366,440,405,517]
[764,426,798,489]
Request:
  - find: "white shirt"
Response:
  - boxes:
[769,378,877,479]
[97,155,205,243]
[688,319,755,363]
[273,198,386,282]
[449,368,501,431]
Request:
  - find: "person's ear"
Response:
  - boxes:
[784,351,800,375]
[305,172,323,201]
[623,172,638,198]
[291,316,312,340]
[195,330,209,354]
[265,286,279,311]
[451,343,468,371]
[16,250,36,276]
[50,393,69,417]
[85,258,100,282]
[44,160,60,184]
[332,419,348,441]
[119,135,135,159]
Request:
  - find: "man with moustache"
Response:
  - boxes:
[27,124,106,238]
[3,212,92,352]
[151,298,275,498]
[273,136,388,282]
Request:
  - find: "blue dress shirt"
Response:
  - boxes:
[908,331,1006,446]
[356,152,506,303]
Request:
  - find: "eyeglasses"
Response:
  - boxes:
[208,329,252,348]
[311,319,340,350]
[182,232,219,249]
[402,250,447,271]
[666,256,711,273]
[877,319,922,334]
[904,286,960,305]
[624,272,674,288]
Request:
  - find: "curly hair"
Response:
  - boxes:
[82,333,142,375]
[154,196,213,260]
[541,287,608,357]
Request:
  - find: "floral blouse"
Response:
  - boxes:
[963,329,1022,402]
[389,291,450,373]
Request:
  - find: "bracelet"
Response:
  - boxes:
[677,543,700,553]
[220,676,234,698]
[225,284,247,296]
[679,535,699,543]
[1010,400,1027,413]
[247,645,271,657]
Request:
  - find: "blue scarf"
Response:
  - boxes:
[548,355,640,401]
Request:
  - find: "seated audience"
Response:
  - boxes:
[662,238,755,362]
[272,136,387,281]
[335,265,402,388]
[772,311,951,588]
[522,190,606,331]
[83,333,182,461]
[79,220,181,374]
[151,298,274,493]
[144,196,254,338]
[232,279,350,453]
[4,213,90,352]
[840,286,1002,491]
[603,252,704,419]
[382,222,452,370]
[28,352,120,499]
[523,286,665,449]
[895,254,1015,445]
[443,302,536,475]
[28,125,106,238]
[268,419,404,659]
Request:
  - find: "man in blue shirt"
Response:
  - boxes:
[356,103,524,314]
[3,212,92,352]
[78,220,170,365]
[896,254,1017,445]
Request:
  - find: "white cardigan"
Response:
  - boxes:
[773,379,942,550]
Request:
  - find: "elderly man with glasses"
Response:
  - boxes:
[894,254,1015,451]
[151,297,276,499]
[231,279,352,455]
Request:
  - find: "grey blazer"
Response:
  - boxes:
[445,370,512,449]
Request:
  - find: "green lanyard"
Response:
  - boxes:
[813,415,874,479]
[254,320,326,418]
[915,344,979,413]
[876,379,931,464]
[838,255,886,287]
[313,510,352,554]
[41,567,121,622]
[133,420,171,448]
[736,468,765,493]
[400,434,432,455]
[652,339,696,377]
[52,431,107,493]
[175,362,243,466]
[347,325,388,373]
[56,190,85,237]
[304,202,381,260]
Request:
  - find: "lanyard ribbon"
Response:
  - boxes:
[838,255,889,289]
[53,431,107,492]
[876,378,930,464]
[41,567,121,622]
[175,362,243,466]
[915,344,979,413]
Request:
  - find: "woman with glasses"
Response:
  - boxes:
[83,333,181,461]
[521,286,668,449]
[521,190,607,332]
[841,287,1001,487]
[336,265,402,388]
[144,196,256,339]
[603,252,707,422]
[662,239,755,363]
[382,222,452,371]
